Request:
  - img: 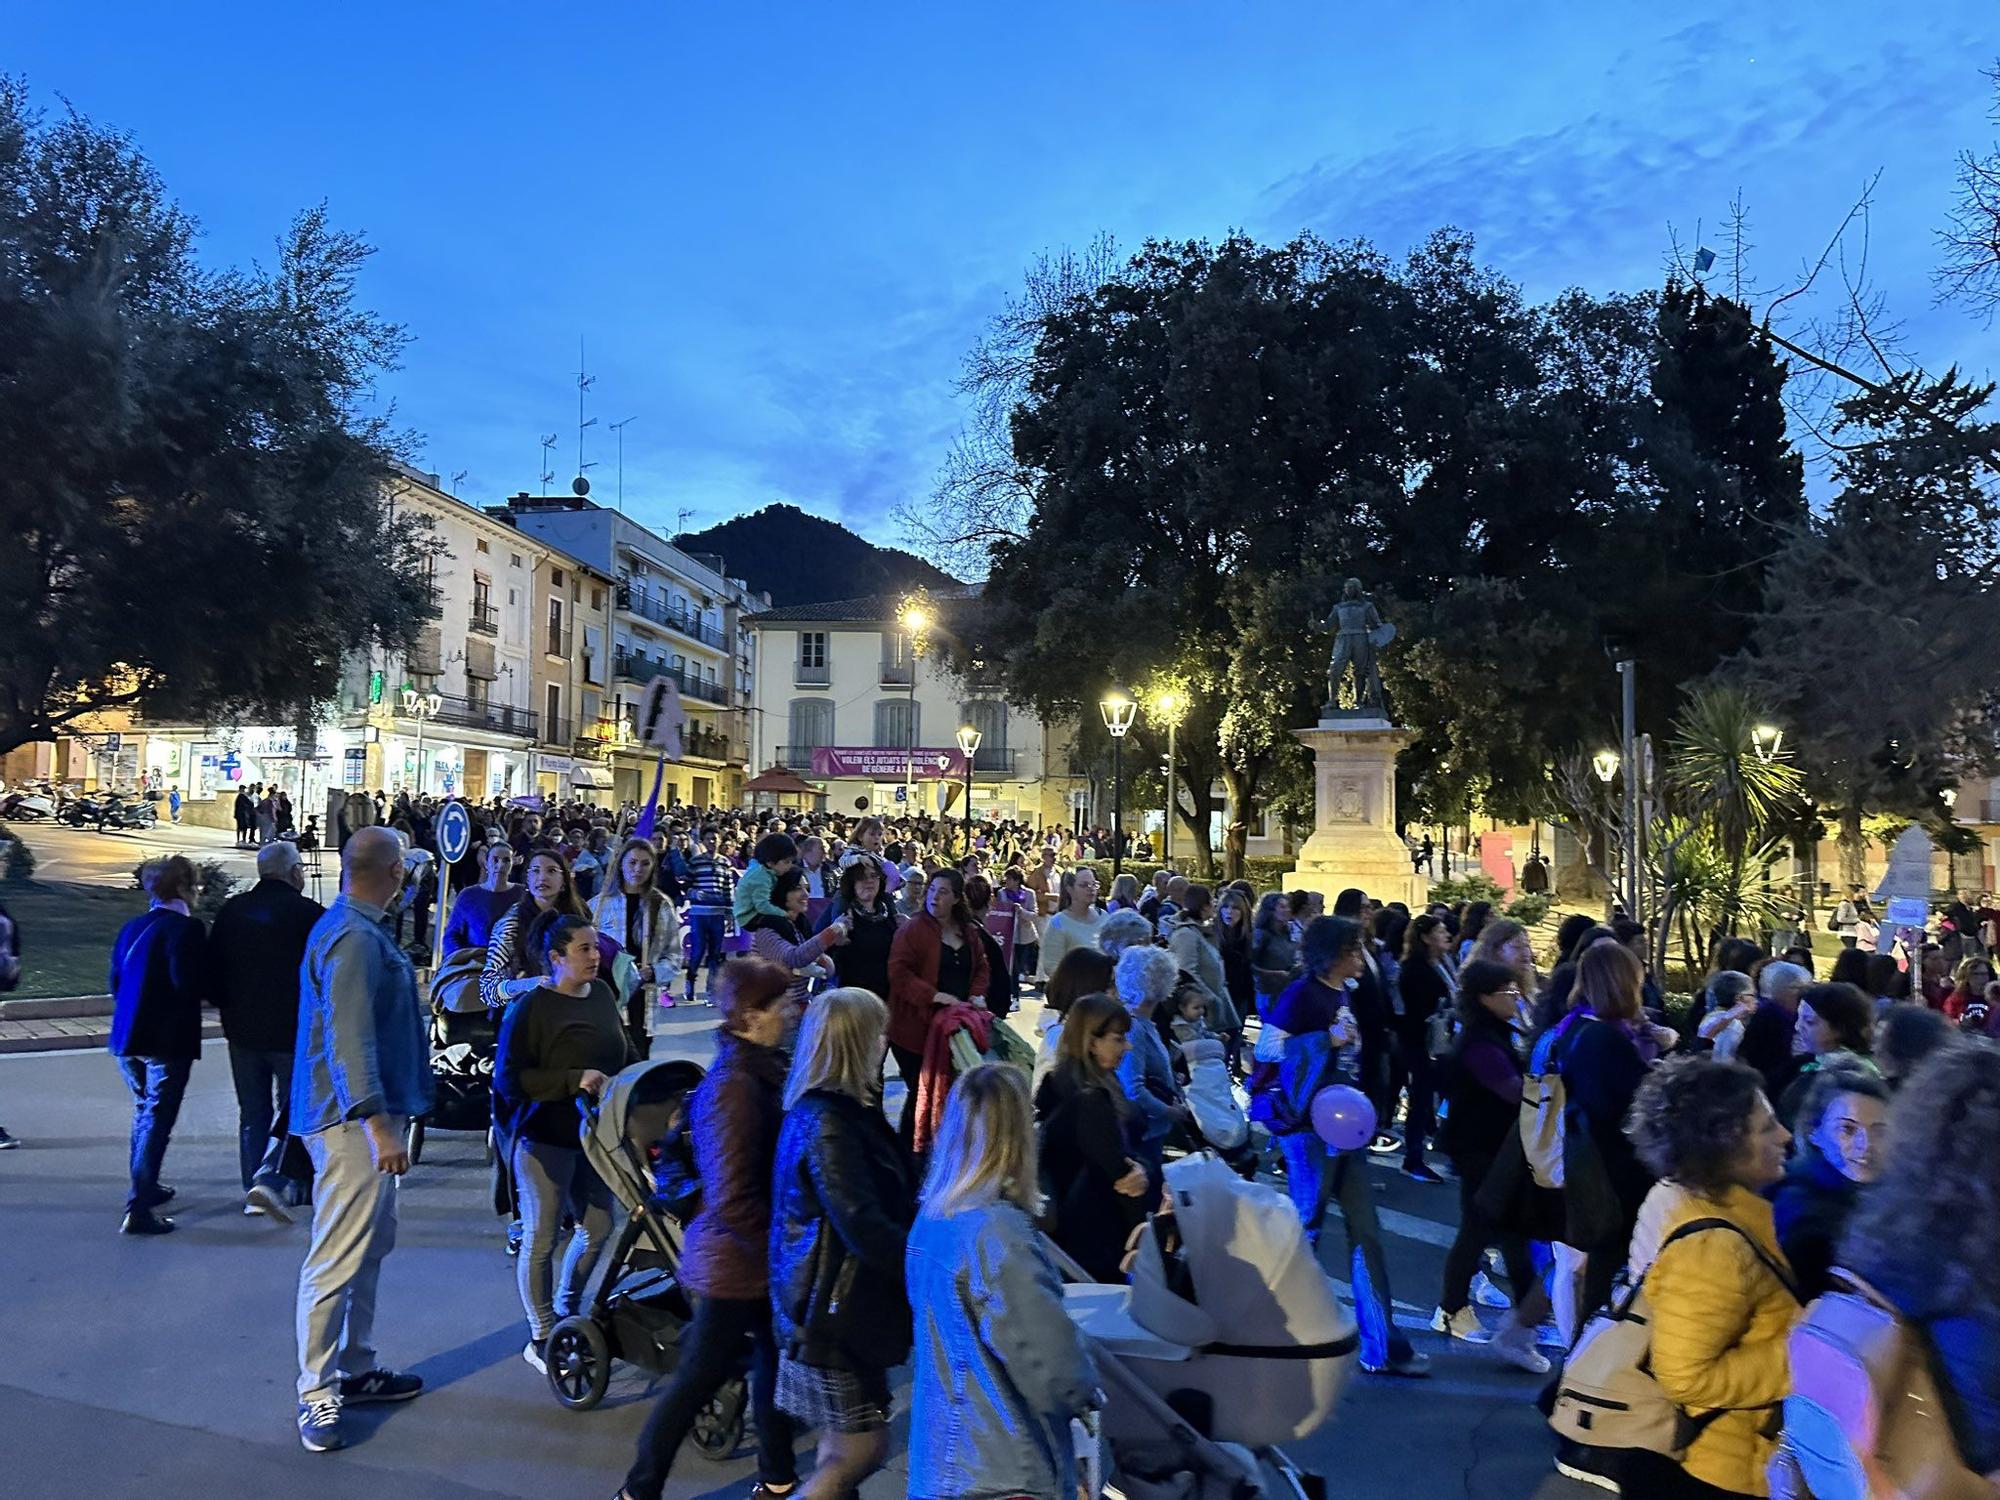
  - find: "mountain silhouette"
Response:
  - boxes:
[676,503,960,608]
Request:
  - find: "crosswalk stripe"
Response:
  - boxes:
[1376,1205,1460,1251]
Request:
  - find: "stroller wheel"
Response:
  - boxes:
[483,1126,496,1166]
[405,1116,425,1166]
[545,1315,611,1410]
[690,1377,746,1461]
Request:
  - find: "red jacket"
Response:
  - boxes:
[886,912,990,1055]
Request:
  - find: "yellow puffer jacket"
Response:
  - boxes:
[1640,1182,1804,1496]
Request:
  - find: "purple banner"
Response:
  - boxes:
[809,746,969,779]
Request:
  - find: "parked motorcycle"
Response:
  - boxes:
[97,794,157,831]
[60,792,106,828]
[0,784,58,821]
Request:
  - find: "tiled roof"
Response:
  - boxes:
[747,584,981,627]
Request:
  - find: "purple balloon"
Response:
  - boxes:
[1309,1085,1378,1153]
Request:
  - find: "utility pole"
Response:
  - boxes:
[608,416,637,512]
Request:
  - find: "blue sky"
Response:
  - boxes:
[13,3,1997,550]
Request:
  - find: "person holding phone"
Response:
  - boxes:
[494,914,635,1374]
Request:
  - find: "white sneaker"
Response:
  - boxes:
[1430,1305,1490,1343]
[1492,1323,1553,1375]
[1470,1269,1512,1309]
[523,1340,547,1375]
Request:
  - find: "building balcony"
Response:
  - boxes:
[543,716,575,747]
[403,693,537,739]
[878,659,913,688]
[794,661,831,688]
[469,602,499,636]
[544,628,572,660]
[612,648,729,704]
[777,745,821,771]
[615,581,726,649]
[971,746,1018,776]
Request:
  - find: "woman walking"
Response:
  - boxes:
[908,1064,1098,1500]
[1250,891,1300,1010]
[620,958,799,1500]
[1037,867,1104,981]
[592,837,683,1056]
[1166,883,1239,1041]
[479,847,589,1010]
[108,855,208,1235]
[493,916,634,1371]
[821,854,899,1003]
[442,841,522,954]
[886,870,990,1147]
[770,987,918,1499]
[1034,992,1151,1282]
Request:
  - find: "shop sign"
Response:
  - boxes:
[810,746,968,779]
[536,753,576,775]
[343,746,366,788]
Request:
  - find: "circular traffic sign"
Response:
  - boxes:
[436,799,472,864]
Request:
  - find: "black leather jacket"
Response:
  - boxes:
[768,1088,917,1372]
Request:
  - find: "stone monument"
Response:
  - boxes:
[1283,580,1427,907]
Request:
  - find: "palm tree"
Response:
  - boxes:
[1663,684,1805,941]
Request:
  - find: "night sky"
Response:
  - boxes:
[13,2,1996,546]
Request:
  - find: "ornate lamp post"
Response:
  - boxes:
[1153,688,1187,867]
[1099,687,1138,881]
[401,685,443,796]
[898,598,931,814]
[955,724,982,856]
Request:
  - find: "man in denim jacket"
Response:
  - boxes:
[289,826,434,1452]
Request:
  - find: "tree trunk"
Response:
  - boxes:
[1219,765,1258,882]
[1837,803,1866,889]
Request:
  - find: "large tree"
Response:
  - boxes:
[0,79,435,757]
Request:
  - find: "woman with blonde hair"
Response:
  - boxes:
[907,1064,1097,1500]
[592,836,683,1054]
[770,987,917,1498]
[1037,865,1104,981]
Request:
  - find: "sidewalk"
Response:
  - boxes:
[0,994,221,1054]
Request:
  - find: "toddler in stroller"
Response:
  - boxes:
[539,1057,748,1465]
[1059,1152,1352,1498]
[1168,989,1257,1178]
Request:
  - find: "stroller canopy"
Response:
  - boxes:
[1129,1152,1353,1354]
[584,1056,705,1212]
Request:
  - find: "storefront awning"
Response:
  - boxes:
[571,763,614,789]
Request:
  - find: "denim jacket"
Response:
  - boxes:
[906,1202,1097,1500]
[290,894,433,1132]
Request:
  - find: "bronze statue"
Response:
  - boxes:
[1324,578,1394,715]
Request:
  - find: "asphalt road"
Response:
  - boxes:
[7,816,262,891]
[0,1008,1589,1500]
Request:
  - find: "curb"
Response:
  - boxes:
[0,995,113,1021]
[0,1018,222,1055]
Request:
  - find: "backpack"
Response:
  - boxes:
[1520,1024,1571,1191]
[1769,1272,2000,1500]
[1550,1217,1793,1460]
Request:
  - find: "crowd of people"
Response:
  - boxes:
[80,787,2000,1496]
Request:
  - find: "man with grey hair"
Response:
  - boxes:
[1113,944,1188,1187]
[1740,958,1815,1100]
[290,826,432,1452]
[208,838,324,1221]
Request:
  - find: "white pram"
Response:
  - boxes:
[1058,1153,1354,1498]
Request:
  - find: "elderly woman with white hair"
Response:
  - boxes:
[1096,908,1156,959]
[1738,958,1814,1100]
[1113,944,1189,1188]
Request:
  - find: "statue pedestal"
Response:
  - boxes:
[1282,716,1428,908]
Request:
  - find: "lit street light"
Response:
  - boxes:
[1592,748,1620,784]
[1100,687,1137,881]
[955,723,982,855]
[401,685,442,796]
[898,597,931,813]
[1154,687,1188,867]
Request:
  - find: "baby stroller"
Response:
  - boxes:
[542,1056,748,1464]
[408,947,498,1166]
[1058,1153,1353,1498]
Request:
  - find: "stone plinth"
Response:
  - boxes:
[1282,716,1428,908]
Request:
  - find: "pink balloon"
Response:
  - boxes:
[1309,1085,1377,1153]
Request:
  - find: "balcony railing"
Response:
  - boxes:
[544,716,574,747]
[544,628,572,659]
[972,746,1017,776]
[401,693,537,739]
[469,601,499,636]
[879,659,913,688]
[778,745,821,771]
[615,582,726,649]
[795,661,831,687]
[611,648,730,704]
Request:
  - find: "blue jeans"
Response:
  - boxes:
[686,913,726,986]
[227,1043,295,1192]
[1280,1130,1411,1367]
[117,1055,192,1215]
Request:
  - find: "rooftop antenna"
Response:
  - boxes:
[608,415,638,514]
[539,433,558,493]
[676,507,696,538]
[448,468,468,496]
[576,336,599,484]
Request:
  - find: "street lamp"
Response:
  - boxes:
[1592,748,1620,784]
[1153,688,1188,867]
[401,685,442,796]
[955,724,982,856]
[898,598,931,814]
[1099,687,1138,882]
[1752,724,1784,765]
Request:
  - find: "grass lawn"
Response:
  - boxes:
[1,879,149,999]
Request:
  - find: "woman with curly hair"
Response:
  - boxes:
[1577,1055,1800,1498]
[1838,1040,2000,1477]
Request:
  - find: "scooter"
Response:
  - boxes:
[97,794,157,831]
[60,791,106,827]
[0,784,57,821]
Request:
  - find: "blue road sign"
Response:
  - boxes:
[436,799,472,864]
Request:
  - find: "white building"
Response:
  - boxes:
[745,591,1079,827]
[491,490,766,807]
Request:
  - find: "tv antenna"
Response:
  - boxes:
[539,433,558,492]
[448,468,468,495]
[607,415,638,513]
[576,337,599,482]
[676,507,696,537]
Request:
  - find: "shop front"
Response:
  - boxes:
[146,724,342,835]
[535,753,574,800]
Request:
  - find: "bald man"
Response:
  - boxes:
[289,826,432,1452]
